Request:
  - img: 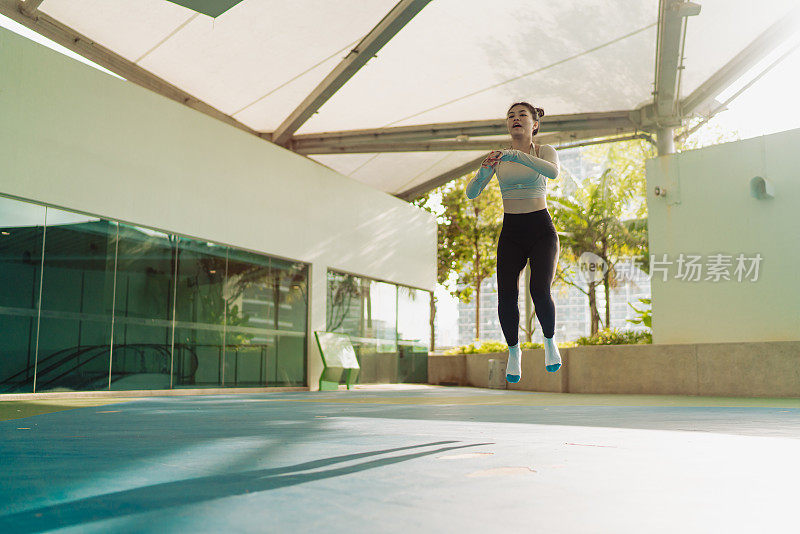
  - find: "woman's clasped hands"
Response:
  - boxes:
[481,149,505,169]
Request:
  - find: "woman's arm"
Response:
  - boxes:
[499,144,560,179]
[465,151,501,199]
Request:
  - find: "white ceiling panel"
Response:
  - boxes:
[232,52,346,131]
[297,0,658,133]
[307,153,381,179]
[34,0,797,136]
[311,150,488,195]
[40,0,196,61]
[681,0,799,99]
[135,0,399,122]
[40,0,398,127]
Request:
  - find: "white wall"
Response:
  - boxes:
[0,27,437,389]
[645,129,800,343]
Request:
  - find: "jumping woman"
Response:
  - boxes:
[465,101,562,383]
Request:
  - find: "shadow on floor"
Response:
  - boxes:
[0,440,492,533]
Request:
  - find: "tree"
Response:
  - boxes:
[414,170,503,342]
[549,168,648,336]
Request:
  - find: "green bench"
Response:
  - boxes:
[314,331,360,391]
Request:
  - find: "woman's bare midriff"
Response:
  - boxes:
[503,197,546,214]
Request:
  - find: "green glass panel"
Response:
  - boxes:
[175,326,223,388]
[326,271,363,336]
[111,225,175,390]
[224,248,271,387]
[356,280,397,383]
[270,257,308,333]
[0,197,45,393]
[173,237,226,387]
[268,258,307,387]
[36,210,116,392]
[274,335,305,387]
[397,286,431,383]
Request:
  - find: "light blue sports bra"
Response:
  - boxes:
[466,144,559,201]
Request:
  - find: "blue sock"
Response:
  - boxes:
[506,342,521,383]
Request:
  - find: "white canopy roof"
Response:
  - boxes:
[4,0,799,198]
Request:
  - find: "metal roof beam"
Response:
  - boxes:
[290,111,638,151]
[0,0,264,139]
[297,128,639,154]
[394,133,656,201]
[17,0,43,15]
[271,0,432,147]
[681,5,800,115]
[653,0,701,117]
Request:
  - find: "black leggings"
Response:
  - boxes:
[496,208,559,345]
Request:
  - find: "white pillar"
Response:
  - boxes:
[656,126,676,156]
[306,261,328,391]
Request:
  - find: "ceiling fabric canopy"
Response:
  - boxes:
[7,0,800,198]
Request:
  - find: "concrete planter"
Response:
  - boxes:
[429,341,800,398]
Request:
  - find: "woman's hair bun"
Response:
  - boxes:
[535,107,545,118]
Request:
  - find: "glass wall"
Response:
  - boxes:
[0,196,308,392]
[397,285,432,383]
[36,210,117,392]
[0,198,45,393]
[112,225,175,391]
[224,248,272,388]
[326,270,432,384]
[174,237,228,388]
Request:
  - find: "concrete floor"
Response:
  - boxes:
[2,385,800,533]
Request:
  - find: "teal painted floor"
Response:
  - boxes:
[2,385,799,533]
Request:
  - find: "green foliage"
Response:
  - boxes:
[442,339,577,355]
[548,169,649,335]
[580,138,654,221]
[413,172,505,340]
[435,173,504,300]
[626,297,652,329]
[674,116,741,151]
[575,328,652,345]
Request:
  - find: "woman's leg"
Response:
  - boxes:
[496,228,529,347]
[528,215,561,372]
[528,223,559,338]
[497,223,530,383]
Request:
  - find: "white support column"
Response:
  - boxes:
[656,126,676,156]
[306,262,328,391]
